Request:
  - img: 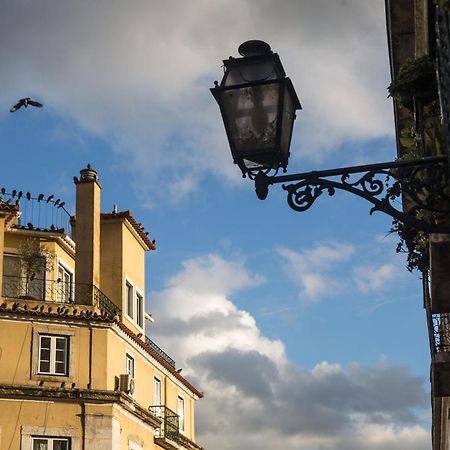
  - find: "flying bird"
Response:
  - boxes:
[10,97,43,113]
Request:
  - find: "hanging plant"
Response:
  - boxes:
[390,219,430,272]
[390,118,450,271]
[388,55,438,109]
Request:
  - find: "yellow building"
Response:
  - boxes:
[0,165,205,450]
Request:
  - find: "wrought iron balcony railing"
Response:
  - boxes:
[432,312,450,353]
[1,275,120,316]
[145,335,176,368]
[149,405,180,443]
[423,271,450,354]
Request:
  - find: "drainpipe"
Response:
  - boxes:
[80,401,86,450]
[0,214,6,297]
[88,325,93,389]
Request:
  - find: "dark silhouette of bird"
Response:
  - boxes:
[10,97,43,113]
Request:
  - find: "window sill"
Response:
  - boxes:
[31,374,74,383]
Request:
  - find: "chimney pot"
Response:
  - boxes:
[79,165,98,182]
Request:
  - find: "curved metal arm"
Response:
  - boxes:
[254,156,450,233]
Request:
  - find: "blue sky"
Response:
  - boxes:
[0,1,432,449]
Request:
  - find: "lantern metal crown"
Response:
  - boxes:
[211,40,450,234]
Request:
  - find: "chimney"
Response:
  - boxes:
[73,165,101,291]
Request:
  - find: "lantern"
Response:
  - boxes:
[211,40,301,175]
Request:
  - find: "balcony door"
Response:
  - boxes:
[56,263,73,303]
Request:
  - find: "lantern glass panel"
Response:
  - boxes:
[279,84,296,166]
[221,82,280,160]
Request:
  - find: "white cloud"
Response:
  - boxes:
[149,254,429,450]
[0,0,394,202]
[278,243,355,300]
[353,263,403,294]
[278,240,410,301]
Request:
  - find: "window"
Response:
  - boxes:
[56,263,73,303]
[38,335,69,376]
[2,254,20,297]
[153,377,162,405]
[125,278,145,329]
[32,437,70,450]
[177,396,185,432]
[125,353,135,378]
[126,281,133,318]
[136,292,144,328]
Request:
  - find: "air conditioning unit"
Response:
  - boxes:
[119,374,135,395]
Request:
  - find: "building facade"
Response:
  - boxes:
[0,166,205,450]
[385,0,450,448]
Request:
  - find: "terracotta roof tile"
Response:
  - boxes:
[100,211,156,251]
[0,200,19,213]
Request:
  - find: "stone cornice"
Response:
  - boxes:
[0,384,161,428]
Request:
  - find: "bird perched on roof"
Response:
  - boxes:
[10,97,43,113]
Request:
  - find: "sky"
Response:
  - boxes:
[0,1,433,449]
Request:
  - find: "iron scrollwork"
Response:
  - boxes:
[254,155,450,233]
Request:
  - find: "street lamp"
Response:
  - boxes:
[210,40,301,176]
[211,40,450,233]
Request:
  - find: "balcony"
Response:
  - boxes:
[149,405,180,449]
[423,269,450,397]
[431,311,450,397]
[1,275,120,317]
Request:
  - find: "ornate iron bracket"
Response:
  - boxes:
[254,155,450,233]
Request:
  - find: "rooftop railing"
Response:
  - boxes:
[1,275,120,316]
[145,335,176,368]
[0,189,71,234]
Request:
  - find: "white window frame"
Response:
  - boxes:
[125,278,134,320]
[124,276,145,330]
[177,396,185,433]
[38,334,69,376]
[153,376,162,405]
[56,260,74,303]
[32,436,71,449]
[125,353,135,378]
[135,288,144,330]
[22,426,80,450]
